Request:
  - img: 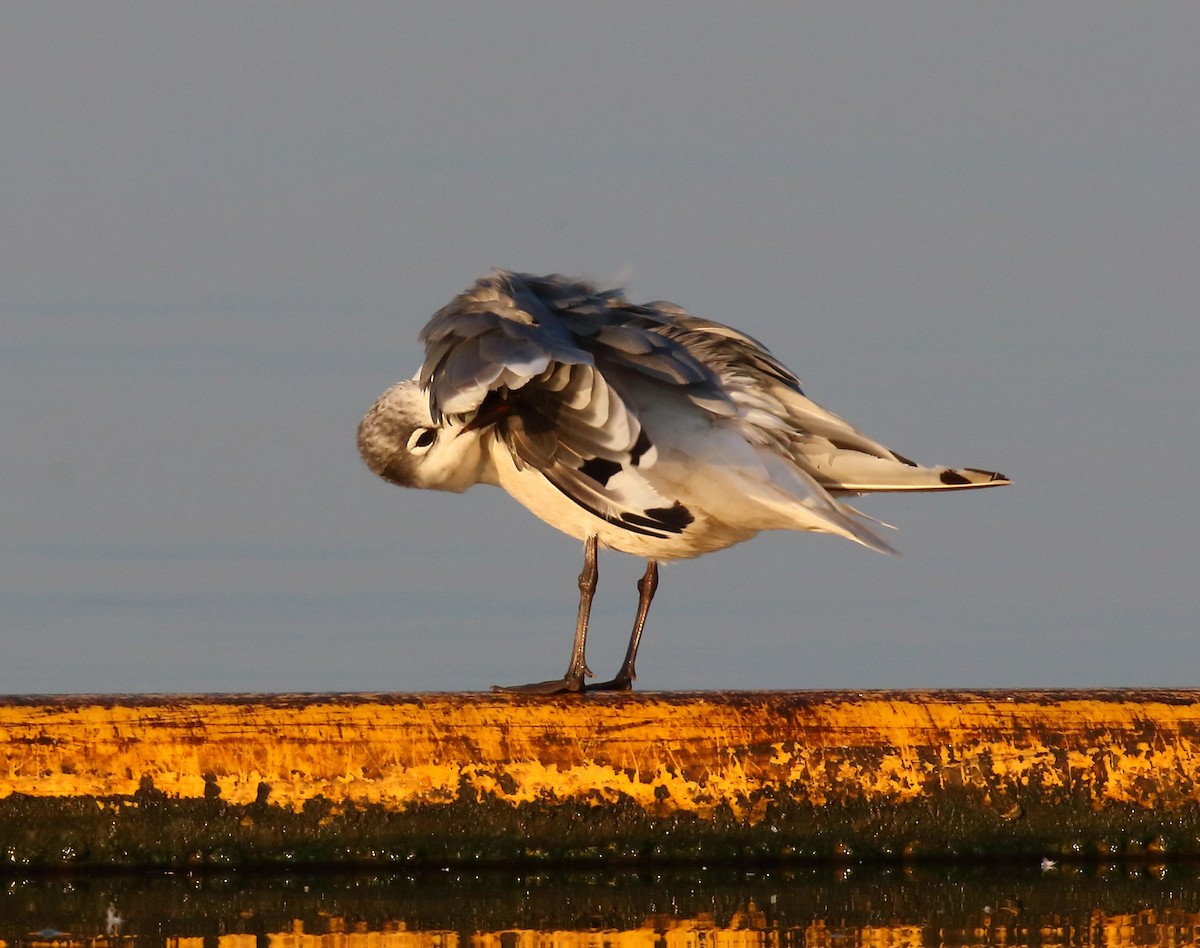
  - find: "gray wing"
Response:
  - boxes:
[417,270,736,537]
[419,271,733,419]
[618,299,928,483]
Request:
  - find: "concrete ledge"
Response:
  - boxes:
[2,690,1199,867]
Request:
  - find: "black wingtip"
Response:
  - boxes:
[965,467,1011,484]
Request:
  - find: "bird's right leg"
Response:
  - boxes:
[589,558,657,692]
[492,535,598,695]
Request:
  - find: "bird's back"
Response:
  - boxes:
[408,271,1007,557]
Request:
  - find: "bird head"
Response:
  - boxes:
[357,379,492,493]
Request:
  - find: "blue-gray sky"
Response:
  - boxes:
[3,4,1197,693]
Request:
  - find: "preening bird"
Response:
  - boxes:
[358,270,1009,693]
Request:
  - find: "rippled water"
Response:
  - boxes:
[2,863,1196,948]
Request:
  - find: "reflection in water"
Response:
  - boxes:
[1,864,1197,948]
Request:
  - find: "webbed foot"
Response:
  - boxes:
[491,675,586,695]
[582,672,634,692]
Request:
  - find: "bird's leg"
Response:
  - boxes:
[493,536,598,695]
[589,559,658,692]
[563,535,600,684]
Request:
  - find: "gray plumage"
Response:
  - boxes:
[358,270,1009,692]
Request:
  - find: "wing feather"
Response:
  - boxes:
[416,270,728,538]
[410,269,1004,552]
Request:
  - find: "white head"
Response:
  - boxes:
[357,379,494,493]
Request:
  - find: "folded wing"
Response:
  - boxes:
[418,271,728,539]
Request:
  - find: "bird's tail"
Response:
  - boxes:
[813,452,1010,494]
[769,457,1007,557]
[774,387,1009,493]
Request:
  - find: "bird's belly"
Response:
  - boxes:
[490,453,754,560]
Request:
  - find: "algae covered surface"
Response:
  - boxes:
[3,691,1200,868]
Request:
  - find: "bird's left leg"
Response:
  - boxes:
[493,535,598,694]
[589,559,658,692]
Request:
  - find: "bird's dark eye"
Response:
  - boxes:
[408,428,437,451]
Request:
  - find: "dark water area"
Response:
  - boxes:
[2,862,1197,948]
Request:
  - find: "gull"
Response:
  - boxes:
[358,270,1009,693]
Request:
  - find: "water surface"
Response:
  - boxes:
[2,864,1195,948]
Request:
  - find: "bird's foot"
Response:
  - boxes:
[492,675,587,695]
[583,671,635,692]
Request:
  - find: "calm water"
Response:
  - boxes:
[2,863,1197,948]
